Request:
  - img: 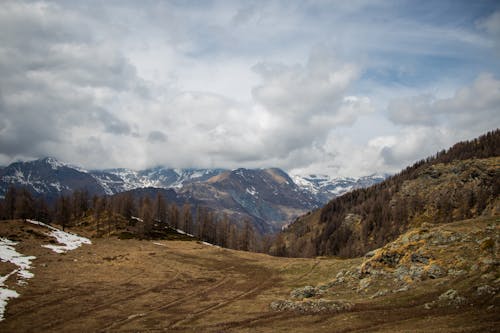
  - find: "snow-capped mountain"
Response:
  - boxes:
[92,167,226,194]
[0,157,386,231]
[292,174,386,203]
[0,157,106,200]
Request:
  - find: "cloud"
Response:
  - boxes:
[147,131,168,143]
[0,0,499,176]
[0,0,144,165]
[251,50,370,158]
[387,73,500,132]
[477,10,500,52]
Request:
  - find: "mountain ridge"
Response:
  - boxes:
[274,129,500,257]
[0,158,385,232]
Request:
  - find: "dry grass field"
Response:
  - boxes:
[0,219,498,332]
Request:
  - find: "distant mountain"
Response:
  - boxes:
[0,157,387,232]
[291,174,386,203]
[92,167,226,194]
[0,157,106,201]
[180,168,322,232]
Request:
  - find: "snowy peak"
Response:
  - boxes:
[1,157,386,210]
[94,167,227,193]
[291,174,386,203]
[0,158,104,199]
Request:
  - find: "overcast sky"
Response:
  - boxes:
[0,0,499,176]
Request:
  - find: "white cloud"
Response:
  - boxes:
[0,0,499,177]
[388,73,500,132]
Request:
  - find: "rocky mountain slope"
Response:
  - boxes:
[271,215,498,322]
[277,129,500,257]
[183,168,322,232]
[0,158,106,201]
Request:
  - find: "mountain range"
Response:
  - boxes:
[0,157,384,232]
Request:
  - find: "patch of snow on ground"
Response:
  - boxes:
[0,238,36,321]
[0,238,36,281]
[26,220,91,253]
[0,288,19,321]
[200,241,220,248]
[176,229,194,237]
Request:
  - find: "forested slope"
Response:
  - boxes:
[275,130,500,257]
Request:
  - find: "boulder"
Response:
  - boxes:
[290,285,316,299]
[438,289,467,307]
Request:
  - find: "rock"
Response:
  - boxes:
[379,252,402,267]
[369,289,389,299]
[438,289,467,307]
[427,264,446,279]
[476,285,497,296]
[394,266,409,280]
[411,253,430,265]
[290,285,316,299]
[270,299,353,314]
[357,277,371,291]
[336,270,346,278]
[393,284,410,293]
[408,265,425,280]
[423,302,434,309]
[448,269,467,276]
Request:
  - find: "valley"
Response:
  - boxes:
[0,217,498,332]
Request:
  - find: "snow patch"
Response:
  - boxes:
[245,186,258,197]
[26,220,91,253]
[200,241,220,248]
[0,238,36,282]
[175,228,194,237]
[45,157,66,170]
[0,238,36,321]
[0,288,19,321]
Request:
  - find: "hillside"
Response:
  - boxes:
[277,130,500,257]
[184,168,321,232]
[0,217,498,332]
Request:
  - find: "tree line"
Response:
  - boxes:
[0,187,269,253]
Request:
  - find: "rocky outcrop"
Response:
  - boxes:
[270,299,353,314]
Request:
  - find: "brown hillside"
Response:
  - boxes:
[277,130,500,258]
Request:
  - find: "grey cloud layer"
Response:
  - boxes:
[0,0,499,176]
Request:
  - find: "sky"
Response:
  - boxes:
[0,0,499,177]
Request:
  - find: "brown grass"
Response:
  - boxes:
[0,219,498,332]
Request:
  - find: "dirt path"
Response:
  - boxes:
[1,220,498,332]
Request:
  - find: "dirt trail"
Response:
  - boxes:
[1,219,498,332]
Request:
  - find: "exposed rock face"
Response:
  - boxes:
[359,219,499,286]
[272,216,499,318]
